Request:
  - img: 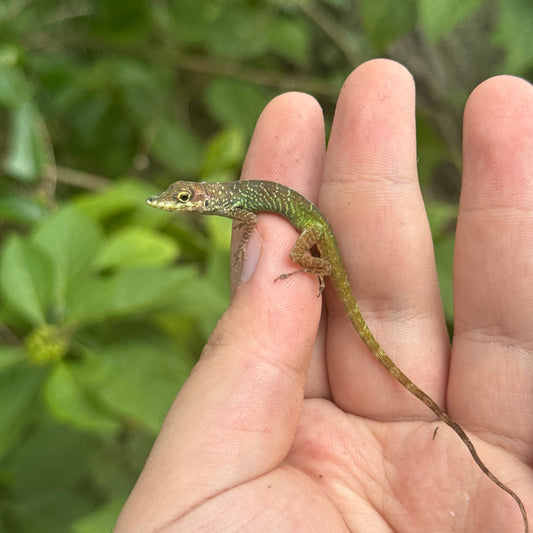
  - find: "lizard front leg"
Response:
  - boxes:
[229,208,257,271]
[277,227,332,295]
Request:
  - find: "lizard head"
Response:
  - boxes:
[147,181,216,214]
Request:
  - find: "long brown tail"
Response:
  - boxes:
[344,294,528,533]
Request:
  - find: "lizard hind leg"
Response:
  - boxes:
[275,228,332,296]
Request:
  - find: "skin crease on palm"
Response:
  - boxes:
[114,59,533,532]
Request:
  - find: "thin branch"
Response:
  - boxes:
[30,32,340,99]
[297,1,363,66]
[47,165,111,190]
[175,53,339,98]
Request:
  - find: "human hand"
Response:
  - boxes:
[115,59,532,532]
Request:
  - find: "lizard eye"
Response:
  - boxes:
[177,191,191,203]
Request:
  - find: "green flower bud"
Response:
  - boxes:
[25,324,69,365]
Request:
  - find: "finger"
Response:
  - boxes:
[321,59,450,419]
[115,93,326,532]
[450,75,533,456]
[236,91,325,285]
[241,92,325,200]
[239,92,331,398]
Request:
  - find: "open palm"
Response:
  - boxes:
[116,60,532,533]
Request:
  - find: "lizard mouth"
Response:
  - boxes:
[146,195,175,211]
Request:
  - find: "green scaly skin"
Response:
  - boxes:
[148,179,528,533]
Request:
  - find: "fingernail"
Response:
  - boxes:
[238,230,261,283]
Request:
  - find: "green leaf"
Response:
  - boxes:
[32,206,103,305]
[72,498,125,533]
[205,211,233,251]
[265,17,310,66]
[95,226,180,270]
[150,118,202,174]
[204,6,270,59]
[6,422,97,532]
[74,179,155,220]
[169,0,212,44]
[108,266,197,316]
[0,346,23,372]
[359,0,417,51]
[74,179,171,230]
[87,430,152,502]
[8,422,94,493]
[170,0,273,59]
[65,265,196,325]
[417,0,484,43]
[64,277,114,325]
[0,361,45,460]
[426,201,458,240]
[0,193,47,226]
[202,128,245,177]
[170,275,228,318]
[204,79,269,134]
[0,63,32,107]
[4,102,49,182]
[80,343,194,433]
[0,235,55,324]
[493,0,533,73]
[8,489,93,533]
[434,234,455,324]
[91,57,171,124]
[166,274,228,336]
[426,201,458,324]
[92,0,151,43]
[44,362,121,434]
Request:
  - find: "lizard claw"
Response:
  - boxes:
[275,271,325,298]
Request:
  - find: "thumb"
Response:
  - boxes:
[115,216,321,532]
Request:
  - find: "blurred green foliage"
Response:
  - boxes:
[0,0,531,531]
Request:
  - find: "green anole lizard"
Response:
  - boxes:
[147,179,528,532]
